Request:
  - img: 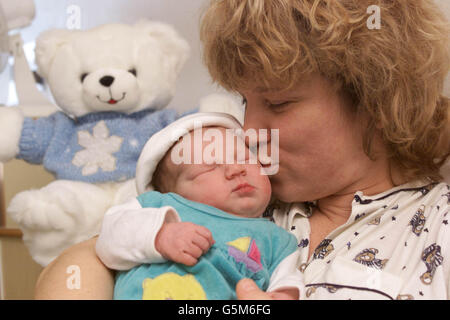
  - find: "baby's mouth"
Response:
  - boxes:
[232,183,255,194]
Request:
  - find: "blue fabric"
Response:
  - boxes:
[17,109,185,183]
[114,191,298,300]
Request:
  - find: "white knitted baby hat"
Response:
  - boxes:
[136,112,242,194]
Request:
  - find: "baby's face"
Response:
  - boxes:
[167,126,272,218]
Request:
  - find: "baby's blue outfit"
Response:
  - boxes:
[17,109,187,183]
[113,191,299,300]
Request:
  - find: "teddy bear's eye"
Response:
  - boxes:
[128,68,137,77]
[80,73,89,83]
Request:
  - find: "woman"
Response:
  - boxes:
[35,0,449,299]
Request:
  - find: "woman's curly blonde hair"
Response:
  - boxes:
[200,0,450,182]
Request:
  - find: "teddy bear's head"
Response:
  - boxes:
[35,20,190,117]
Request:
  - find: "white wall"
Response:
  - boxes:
[18,0,221,113]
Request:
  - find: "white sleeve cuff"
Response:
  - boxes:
[96,198,181,270]
[142,206,181,264]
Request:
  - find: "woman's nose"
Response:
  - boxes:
[225,164,247,179]
[242,103,271,149]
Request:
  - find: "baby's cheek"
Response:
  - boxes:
[256,174,272,201]
[198,184,226,207]
[263,179,273,200]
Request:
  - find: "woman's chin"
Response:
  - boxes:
[271,180,307,203]
[269,177,290,201]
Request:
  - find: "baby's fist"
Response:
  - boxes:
[155,222,215,266]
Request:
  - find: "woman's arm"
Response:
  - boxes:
[34,237,115,300]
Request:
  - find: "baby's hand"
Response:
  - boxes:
[155,222,215,266]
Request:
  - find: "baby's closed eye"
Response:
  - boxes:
[188,164,219,179]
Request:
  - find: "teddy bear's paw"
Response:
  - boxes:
[9,180,117,233]
[21,228,81,267]
[0,107,24,162]
[7,189,76,231]
[9,181,121,266]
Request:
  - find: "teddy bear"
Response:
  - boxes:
[0,20,191,266]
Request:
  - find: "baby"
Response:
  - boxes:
[96,112,303,300]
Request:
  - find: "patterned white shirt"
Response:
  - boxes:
[271,180,450,300]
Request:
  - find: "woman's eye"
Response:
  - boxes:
[268,101,290,109]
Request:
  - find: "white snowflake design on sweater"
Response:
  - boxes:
[72,121,123,175]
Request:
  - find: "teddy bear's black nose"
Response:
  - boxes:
[99,75,115,87]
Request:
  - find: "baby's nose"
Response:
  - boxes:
[225,164,247,179]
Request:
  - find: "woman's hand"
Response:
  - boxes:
[236,279,275,300]
[155,222,215,266]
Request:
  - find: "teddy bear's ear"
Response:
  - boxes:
[134,20,190,75]
[35,29,73,79]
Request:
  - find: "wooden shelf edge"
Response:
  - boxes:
[0,227,23,238]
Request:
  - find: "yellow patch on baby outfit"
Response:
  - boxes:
[142,272,207,300]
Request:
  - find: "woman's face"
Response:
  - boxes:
[240,74,387,203]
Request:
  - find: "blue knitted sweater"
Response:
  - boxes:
[17,109,182,183]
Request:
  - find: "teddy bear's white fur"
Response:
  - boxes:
[0,20,191,266]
